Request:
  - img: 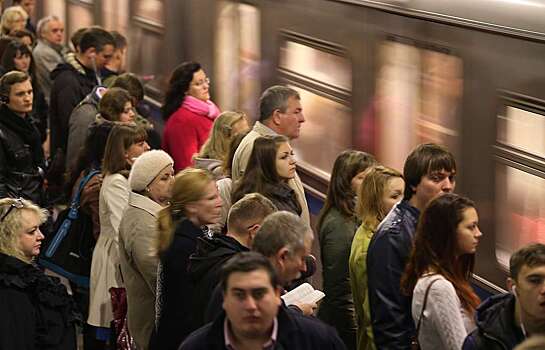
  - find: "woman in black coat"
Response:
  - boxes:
[0,197,79,349]
[150,168,223,350]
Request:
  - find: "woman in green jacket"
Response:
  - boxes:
[317,150,376,350]
[349,165,404,350]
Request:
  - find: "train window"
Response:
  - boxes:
[375,40,462,171]
[215,2,261,119]
[102,0,129,34]
[495,164,545,268]
[279,41,352,91]
[67,3,93,38]
[497,106,545,158]
[42,1,66,28]
[134,0,164,26]
[289,86,352,178]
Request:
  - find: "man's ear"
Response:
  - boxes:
[276,247,289,267]
[507,277,516,294]
[247,224,260,242]
[271,109,283,126]
[85,47,97,60]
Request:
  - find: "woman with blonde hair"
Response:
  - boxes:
[87,124,150,345]
[349,165,404,350]
[193,111,249,178]
[151,168,222,349]
[0,198,79,349]
[0,6,27,36]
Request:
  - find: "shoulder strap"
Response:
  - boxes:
[415,277,442,336]
[69,169,100,210]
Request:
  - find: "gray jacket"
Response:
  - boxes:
[33,40,67,103]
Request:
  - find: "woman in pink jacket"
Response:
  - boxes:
[161,61,220,172]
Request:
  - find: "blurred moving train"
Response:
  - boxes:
[31,0,545,294]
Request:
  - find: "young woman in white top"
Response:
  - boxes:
[401,193,483,350]
[88,124,150,343]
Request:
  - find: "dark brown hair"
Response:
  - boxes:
[401,193,480,314]
[102,124,147,176]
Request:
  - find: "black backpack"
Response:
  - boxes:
[39,170,100,288]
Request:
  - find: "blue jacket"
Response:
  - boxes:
[462,293,525,350]
[367,200,419,349]
[180,304,347,350]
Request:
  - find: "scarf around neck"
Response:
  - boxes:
[182,95,220,120]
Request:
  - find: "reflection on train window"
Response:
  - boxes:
[102,0,129,34]
[279,41,352,91]
[375,41,462,171]
[43,1,66,28]
[134,0,164,25]
[131,30,163,95]
[289,86,352,178]
[497,107,545,158]
[495,164,545,268]
[215,1,261,120]
[67,3,93,37]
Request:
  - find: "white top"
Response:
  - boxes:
[412,274,476,350]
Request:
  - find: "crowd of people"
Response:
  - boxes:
[0,2,544,350]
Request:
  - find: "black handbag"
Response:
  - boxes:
[39,170,101,287]
[411,277,441,350]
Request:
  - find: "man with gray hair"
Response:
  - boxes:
[231,85,310,225]
[33,15,68,102]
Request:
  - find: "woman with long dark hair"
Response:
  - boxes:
[316,150,376,350]
[231,135,301,215]
[162,61,220,171]
[401,193,482,350]
[1,40,48,142]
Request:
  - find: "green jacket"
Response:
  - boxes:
[349,222,376,350]
[317,208,358,350]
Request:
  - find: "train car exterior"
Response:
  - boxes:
[33,0,545,294]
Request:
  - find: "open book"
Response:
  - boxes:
[281,283,325,306]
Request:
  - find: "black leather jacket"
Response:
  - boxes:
[0,107,45,204]
[367,200,420,350]
[462,293,525,350]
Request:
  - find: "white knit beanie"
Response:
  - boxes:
[129,150,174,191]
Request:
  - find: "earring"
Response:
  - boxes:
[145,187,150,192]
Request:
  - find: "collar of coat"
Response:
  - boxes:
[129,191,164,217]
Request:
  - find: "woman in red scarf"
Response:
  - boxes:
[161,62,221,171]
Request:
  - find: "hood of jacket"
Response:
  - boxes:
[474,293,523,348]
[188,234,249,280]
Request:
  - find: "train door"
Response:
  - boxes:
[215,0,261,120]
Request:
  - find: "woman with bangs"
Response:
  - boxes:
[317,150,377,350]
[88,124,150,344]
[401,193,482,350]
[1,39,48,142]
[0,198,79,349]
[349,165,404,350]
[231,135,301,216]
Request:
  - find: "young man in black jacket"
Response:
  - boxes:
[367,143,456,350]
[188,193,277,330]
[180,252,346,350]
[463,243,545,350]
[0,71,45,205]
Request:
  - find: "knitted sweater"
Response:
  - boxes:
[412,275,476,350]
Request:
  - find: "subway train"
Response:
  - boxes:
[33,0,545,294]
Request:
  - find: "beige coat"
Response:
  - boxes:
[118,192,162,350]
[88,173,129,327]
[231,121,310,225]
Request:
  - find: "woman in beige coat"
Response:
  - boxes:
[118,150,174,350]
[88,125,150,343]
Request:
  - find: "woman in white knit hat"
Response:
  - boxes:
[118,149,174,350]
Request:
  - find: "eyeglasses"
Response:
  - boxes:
[0,198,24,222]
[192,77,211,87]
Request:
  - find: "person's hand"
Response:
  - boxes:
[293,301,317,316]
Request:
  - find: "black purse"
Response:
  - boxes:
[39,170,101,287]
[411,277,441,350]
